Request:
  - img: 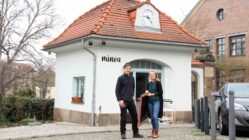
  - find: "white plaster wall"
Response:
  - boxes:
[55,49,93,113]
[192,67,204,98]
[95,46,193,114]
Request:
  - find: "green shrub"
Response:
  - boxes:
[20,118,34,125]
[2,95,54,122]
[13,87,36,98]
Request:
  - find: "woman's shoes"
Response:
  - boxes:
[152,129,159,138]
[148,129,159,138]
[149,129,155,138]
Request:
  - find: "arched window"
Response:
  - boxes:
[216,9,224,21]
[130,60,162,70]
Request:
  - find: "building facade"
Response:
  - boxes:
[183,0,249,93]
[44,0,206,126]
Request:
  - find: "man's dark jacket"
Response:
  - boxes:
[115,74,135,102]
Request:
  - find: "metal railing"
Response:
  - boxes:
[194,91,236,140]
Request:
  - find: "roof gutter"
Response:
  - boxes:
[89,34,207,48]
[81,39,97,126]
[43,34,207,52]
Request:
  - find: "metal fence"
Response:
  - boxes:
[194,91,236,140]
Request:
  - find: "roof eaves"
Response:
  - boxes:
[43,34,208,52]
[90,34,207,48]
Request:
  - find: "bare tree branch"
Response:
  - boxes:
[0,0,58,116]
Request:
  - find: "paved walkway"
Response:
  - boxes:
[0,122,248,140]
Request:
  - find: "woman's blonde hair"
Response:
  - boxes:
[149,70,160,81]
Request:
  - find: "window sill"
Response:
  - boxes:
[71,97,84,104]
[230,55,246,57]
[71,101,84,104]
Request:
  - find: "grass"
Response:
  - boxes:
[191,128,206,136]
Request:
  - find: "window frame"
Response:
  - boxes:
[216,9,225,21]
[72,76,85,104]
[205,39,212,52]
[216,37,225,60]
[230,35,246,57]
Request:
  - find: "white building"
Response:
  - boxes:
[43,0,206,126]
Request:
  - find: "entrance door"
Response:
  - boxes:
[136,73,149,101]
[136,73,149,125]
[191,73,198,122]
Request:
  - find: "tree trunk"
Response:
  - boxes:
[0,85,4,118]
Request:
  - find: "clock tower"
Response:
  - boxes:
[133,2,161,33]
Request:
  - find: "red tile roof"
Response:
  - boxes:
[192,60,204,67]
[44,0,206,49]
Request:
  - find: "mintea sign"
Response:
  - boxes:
[102,55,121,63]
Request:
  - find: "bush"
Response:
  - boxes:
[20,118,34,125]
[2,95,54,122]
[13,87,36,98]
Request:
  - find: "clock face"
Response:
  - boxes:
[142,9,155,27]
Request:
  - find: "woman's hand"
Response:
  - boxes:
[147,93,155,97]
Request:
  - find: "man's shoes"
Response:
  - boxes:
[121,134,126,139]
[133,133,144,138]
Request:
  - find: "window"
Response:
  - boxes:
[216,9,224,21]
[130,60,162,70]
[217,38,225,60]
[205,39,212,52]
[230,35,245,57]
[72,77,85,103]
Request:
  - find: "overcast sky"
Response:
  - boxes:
[44,0,198,47]
[54,0,198,29]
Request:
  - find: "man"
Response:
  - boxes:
[115,63,144,139]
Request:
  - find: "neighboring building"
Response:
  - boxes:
[182,0,249,93]
[36,87,56,99]
[0,59,55,97]
[43,0,206,126]
[0,61,35,95]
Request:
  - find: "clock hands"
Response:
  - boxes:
[143,15,153,24]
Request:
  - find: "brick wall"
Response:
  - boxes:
[184,0,249,61]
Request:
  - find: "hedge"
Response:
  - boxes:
[2,95,54,122]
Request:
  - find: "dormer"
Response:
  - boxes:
[128,0,161,33]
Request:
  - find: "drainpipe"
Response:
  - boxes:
[81,39,97,126]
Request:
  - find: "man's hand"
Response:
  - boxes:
[119,100,126,108]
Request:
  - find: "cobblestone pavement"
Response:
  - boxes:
[30,127,249,140]
[1,122,249,140]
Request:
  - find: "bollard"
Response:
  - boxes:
[204,96,209,135]
[210,95,216,140]
[229,91,236,140]
[195,99,198,127]
[200,98,204,132]
[197,99,201,129]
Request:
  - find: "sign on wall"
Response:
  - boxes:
[102,55,121,63]
[205,67,215,77]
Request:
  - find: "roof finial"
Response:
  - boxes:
[146,0,151,4]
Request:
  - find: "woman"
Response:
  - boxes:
[142,71,163,138]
